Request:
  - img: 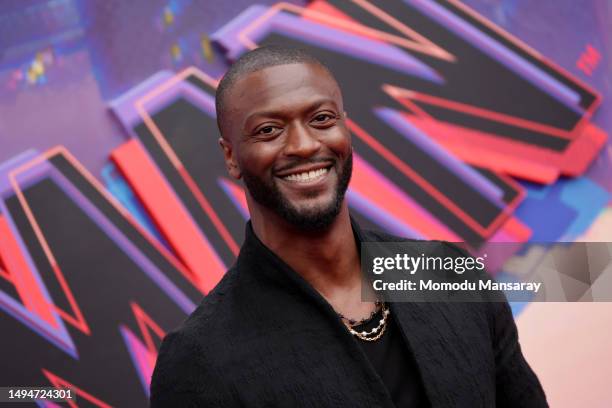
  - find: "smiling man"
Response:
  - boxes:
[149,46,548,407]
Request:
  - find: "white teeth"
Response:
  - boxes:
[282,167,329,182]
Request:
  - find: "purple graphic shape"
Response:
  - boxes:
[406,0,582,113]
[112,73,216,135]
[8,156,197,314]
[374,107,506,206]
[213,8,444,84]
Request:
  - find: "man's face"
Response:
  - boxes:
[220,62,352,231]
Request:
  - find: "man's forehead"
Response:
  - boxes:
[228,63,340,106]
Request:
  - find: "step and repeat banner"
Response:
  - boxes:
[0,1,610,406]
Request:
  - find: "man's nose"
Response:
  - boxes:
[283,123,322,157]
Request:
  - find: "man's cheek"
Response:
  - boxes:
[329,127,352,149]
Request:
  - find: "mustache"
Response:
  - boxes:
[273,157,336,174]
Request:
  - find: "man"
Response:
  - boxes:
[150,46,548,407]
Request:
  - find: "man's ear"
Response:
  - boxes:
[218,137,242,179]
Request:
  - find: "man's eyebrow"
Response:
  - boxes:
[303,98,338,114]
[244,110,287,124]
[244,99,339,125]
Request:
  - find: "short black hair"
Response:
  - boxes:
[215,46,334,137]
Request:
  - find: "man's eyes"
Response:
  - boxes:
[314,113,333,121]
[252,113,337,136]
[311,113,337,125]
[257,126,279,135]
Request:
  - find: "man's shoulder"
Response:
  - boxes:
[161,266,249,351]
[177,265,245,339]
[361,227,419,243]
[362,228,465,256]
[150,267,245,398]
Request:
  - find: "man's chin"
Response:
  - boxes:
[279,200,342,232]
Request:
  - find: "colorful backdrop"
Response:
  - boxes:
[0,1,610,406]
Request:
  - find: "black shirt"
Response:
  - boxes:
[353,308,430,407]
[150,219,548,407]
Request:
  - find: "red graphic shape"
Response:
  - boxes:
[576,44,601,76]
[111,139,225,294]
[42,369,112,408]
[0,215,59,328]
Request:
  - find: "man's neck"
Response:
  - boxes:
[250,203,377,321]
[250,204,361,299]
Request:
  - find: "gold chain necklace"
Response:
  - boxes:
[341,303,390,342]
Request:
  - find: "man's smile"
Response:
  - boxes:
[276,163,333,184]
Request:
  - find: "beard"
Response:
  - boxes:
[242,152,353,232]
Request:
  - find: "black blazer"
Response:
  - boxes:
[150,219,548,407]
